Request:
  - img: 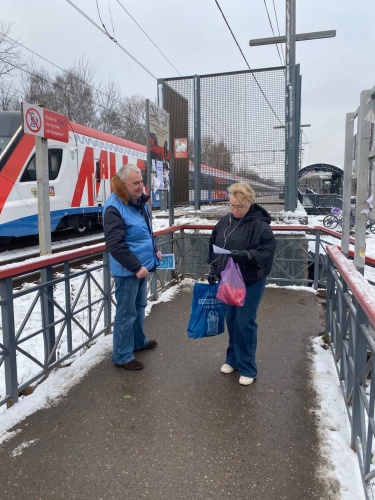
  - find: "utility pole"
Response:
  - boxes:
[250,0,335,211]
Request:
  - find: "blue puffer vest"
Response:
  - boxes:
[103,193,157,277]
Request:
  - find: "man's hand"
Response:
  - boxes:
[136,266,149,279]
[156,251,162,261]
[230,250,252,262]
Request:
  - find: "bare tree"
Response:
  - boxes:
[0,22,22,77]
[22,61,55,109]
[21,56,147,141]
[22,57,97,126]
[201,136,233,172]
[53,58,96,127]
[95,80,123,135]
[0,21,23,110]
[119,95,146,144]
[0,84,20,111]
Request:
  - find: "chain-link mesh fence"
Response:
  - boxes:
[162,67,285,207]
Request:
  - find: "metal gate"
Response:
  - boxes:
[158,67,286,207]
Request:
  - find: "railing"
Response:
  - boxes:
[1,224,375,499]
[326,246,375,499]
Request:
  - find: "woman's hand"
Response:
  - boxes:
[230,250,252,262]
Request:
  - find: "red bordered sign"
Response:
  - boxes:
[22,102,69,143]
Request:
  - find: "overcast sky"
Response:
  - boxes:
[2,0,374,168]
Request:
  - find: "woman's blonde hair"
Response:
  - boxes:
[228,182,255,205]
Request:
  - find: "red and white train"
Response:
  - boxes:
[0,111,278,242]
[0,111,148,242]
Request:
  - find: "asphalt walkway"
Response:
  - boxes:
[0,285,337,500]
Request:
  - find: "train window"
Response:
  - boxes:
[95,161,100,182]
[20,148,63,182]
[20,154,36,182]
[49,149,63,180]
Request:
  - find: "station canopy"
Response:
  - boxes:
[298,163,343,178]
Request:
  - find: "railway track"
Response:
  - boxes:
[0,229,105,266]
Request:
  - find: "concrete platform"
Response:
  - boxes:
[0,285,337,499]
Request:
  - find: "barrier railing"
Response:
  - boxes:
[326,245,375,499]
[0,225,375,434]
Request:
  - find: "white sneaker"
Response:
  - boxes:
[239,376,254,385]
[221,363,234,374]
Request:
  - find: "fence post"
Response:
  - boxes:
[0,278,19,405]
[40,267,56,366]
[193,74,201,211]
[103,251,112,335]
[351,304,368,462]
[64,261,73,352]
[180,228,185,277]
[313,230,321,289]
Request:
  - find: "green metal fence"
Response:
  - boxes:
[159,67,286,207]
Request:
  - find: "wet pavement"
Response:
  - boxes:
[0,285,338,500]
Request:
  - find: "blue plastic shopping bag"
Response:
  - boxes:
[187,282,225,339]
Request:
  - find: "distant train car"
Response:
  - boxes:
[188,162,278,204]
[0,112,148,241]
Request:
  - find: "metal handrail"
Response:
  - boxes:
[326,245,375,499]
[1,225,375,498]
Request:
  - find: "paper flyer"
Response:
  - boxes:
[157,253,175,269]
[213,244,231,254]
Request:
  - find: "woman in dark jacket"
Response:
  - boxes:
[208,183,276,385]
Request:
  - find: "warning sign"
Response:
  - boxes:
[22,102,69,143]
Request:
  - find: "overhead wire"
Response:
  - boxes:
[65,0,157,80]
[107,0,117,41]
[213,0,283,125]
[1,32,126,107]
[114,0,182,77]
[262,0,310,165]
[114,0,235,146]
[5,61,125,115]
[96,0,117,41]
[263,0,285,67]
[271,0,285,64]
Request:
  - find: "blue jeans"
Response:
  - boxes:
[224,279,266,378]
[112,276,149,365]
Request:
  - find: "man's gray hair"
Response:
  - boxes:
[117,164,142,181]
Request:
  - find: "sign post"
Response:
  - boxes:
[21,102,69,255]
[145,100,171,217]
[35,136,51,255]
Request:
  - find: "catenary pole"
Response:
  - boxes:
[249,1,335,212]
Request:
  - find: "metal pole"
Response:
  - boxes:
[145,99,152,214]
[294,65,301,199]
[169,145,175,226]
[354,89,372,274]
[341,112,356,257]
[285,0,296,211]
[35,136,52,255]
[194,75,201,211]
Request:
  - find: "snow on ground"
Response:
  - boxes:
[0,207,374,499]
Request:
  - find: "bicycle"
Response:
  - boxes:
[322,207,375,234]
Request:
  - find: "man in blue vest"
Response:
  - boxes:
[103,164,162,370]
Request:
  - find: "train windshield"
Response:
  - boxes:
[0,111,22,154]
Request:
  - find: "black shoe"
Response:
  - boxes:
[115,359,143,370]
[134,340,157,352]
